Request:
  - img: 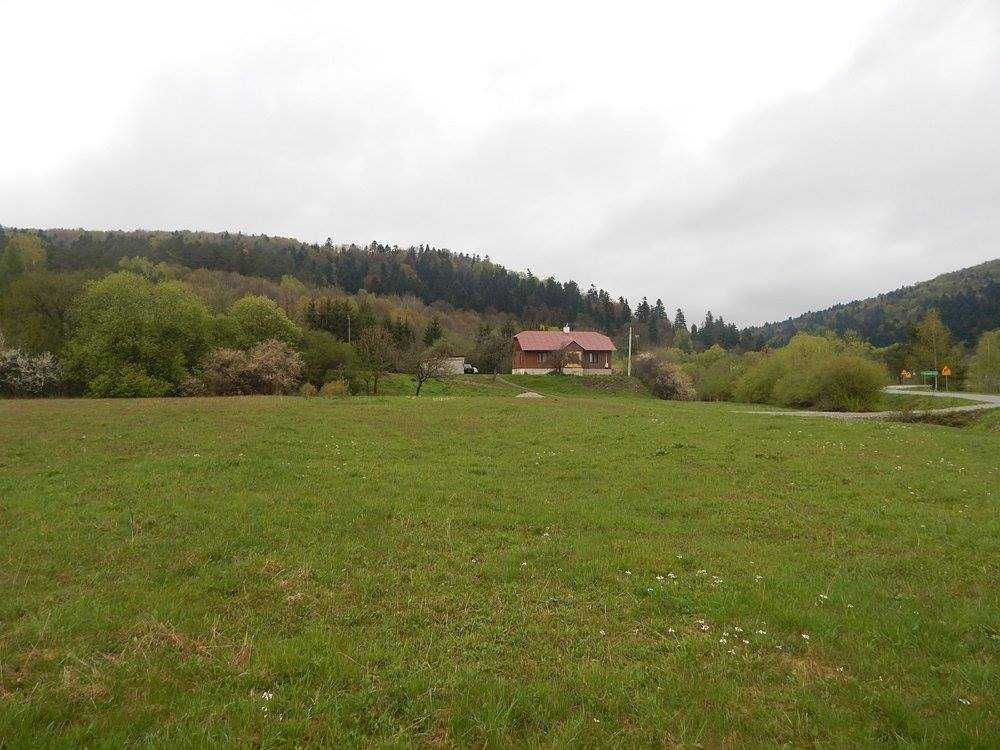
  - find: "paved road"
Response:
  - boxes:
[749,385,1000,420]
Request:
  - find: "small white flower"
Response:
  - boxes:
[754,575,763,582]
[733,626,743,633]
[719,638,727,644]
[819,594,829,600]
[261,691,274,701]
[624,570,632,576]
[755,629,767,635]
[667,572,677,579]
[667,627,676,634]
[742,639,749,645]
[656,575,664,582]
[801,634,810,640]
[958,698,970,706]
[700,624,710,632]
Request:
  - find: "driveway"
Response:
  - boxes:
[749,385,1000,420]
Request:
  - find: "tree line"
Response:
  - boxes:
[0,227,736,352]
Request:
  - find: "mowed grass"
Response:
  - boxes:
[1,394,997,746]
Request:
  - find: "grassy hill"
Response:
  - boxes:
[2,394,996,746]
[744,258,1000,347]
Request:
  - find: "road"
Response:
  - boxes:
[749,385,1000,420]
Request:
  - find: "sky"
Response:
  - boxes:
[2,0,998,326]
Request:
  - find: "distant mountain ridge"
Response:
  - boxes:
[743,258,1000,348]
[4,226,997,350]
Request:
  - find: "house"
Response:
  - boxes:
[511,327,616,375]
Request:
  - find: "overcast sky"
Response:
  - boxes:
[3,1,998,325]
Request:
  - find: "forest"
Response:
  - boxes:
[1,227,998,402]
[743,258,1000,348]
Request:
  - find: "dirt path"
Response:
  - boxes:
[748,385,1000,420]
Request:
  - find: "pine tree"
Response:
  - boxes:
[423,315,443,346]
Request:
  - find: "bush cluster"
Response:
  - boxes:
[0,338,62,397]
[199,340,304,396]
[733,334,887,411]
[632,353,697,401]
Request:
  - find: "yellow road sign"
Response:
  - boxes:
[941,365,952,377]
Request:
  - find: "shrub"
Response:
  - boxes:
[0,338,62,397]
[683,345,742,401]
[648,361,697,401]
[179,375,207,397]
[319,379,349,397]
[246,339,304,395]
[301,329,356,387]
[735,333,887,411]
[88,365,172,398]
[299,382,318,397]
[810,354,887,411]
[199,339,304,396]
[201,348,253,395]
[631,353,696,401]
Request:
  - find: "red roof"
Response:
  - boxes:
[514,330,616,352]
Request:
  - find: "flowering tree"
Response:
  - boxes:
[0,336,61,397]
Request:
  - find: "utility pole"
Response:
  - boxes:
[627,324,633,378]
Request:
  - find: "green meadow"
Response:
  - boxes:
[1,389,997,746]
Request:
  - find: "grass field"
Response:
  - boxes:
[879,392,981,411]
[2,392,998,746]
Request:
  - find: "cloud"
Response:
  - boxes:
[1,0,997,326]
[588,0,1000,323]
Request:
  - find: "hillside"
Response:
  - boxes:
[2,227,635,339]
[3,227,997,352]
[743,258,1000,348]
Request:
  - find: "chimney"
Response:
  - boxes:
[563,324,571,333]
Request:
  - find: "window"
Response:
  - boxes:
[538,352,547,364]
[588,352,597,364]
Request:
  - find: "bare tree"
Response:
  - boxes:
[547,348,570,374]
[406,343,452,395]
[357,326,397,395]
